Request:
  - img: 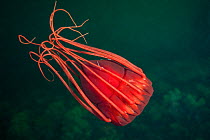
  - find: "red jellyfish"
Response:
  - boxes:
[18,2,154,126]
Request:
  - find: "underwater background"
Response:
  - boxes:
[1,0,210,139]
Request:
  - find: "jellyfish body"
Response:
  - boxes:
[18,2,153,126]
[80,60,153,126]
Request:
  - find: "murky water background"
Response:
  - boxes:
[1,0,209,139]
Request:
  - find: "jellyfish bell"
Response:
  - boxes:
[18,2,153,126]
[80,60,153,126]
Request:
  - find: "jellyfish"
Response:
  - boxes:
[18,2,153,126]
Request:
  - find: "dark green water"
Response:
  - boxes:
[1,0,210,139]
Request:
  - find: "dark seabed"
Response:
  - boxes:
[1,0,210,140]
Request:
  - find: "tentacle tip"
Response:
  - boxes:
[18,35,36,45]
